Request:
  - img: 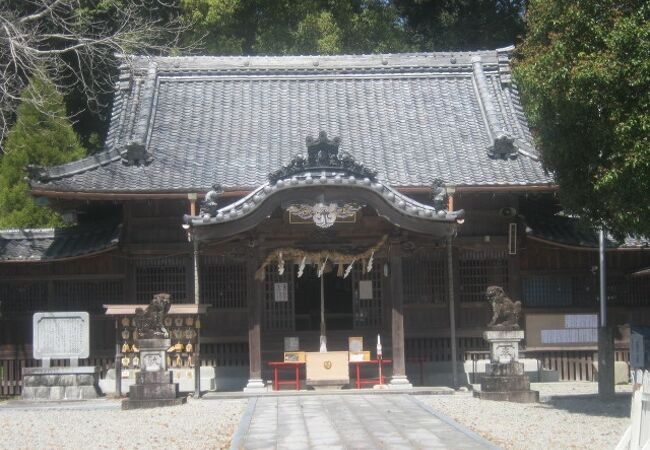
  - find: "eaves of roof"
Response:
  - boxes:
[0,222,122,262]
[525,215,649,251]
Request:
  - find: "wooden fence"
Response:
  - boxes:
[464,349,630,382]
[615,369,650,450]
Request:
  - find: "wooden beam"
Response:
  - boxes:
[31,183,558,201]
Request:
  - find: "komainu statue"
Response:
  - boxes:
[486,286,521,329]
[134,293,172,339]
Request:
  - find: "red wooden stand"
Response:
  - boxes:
[349,359,392,389]
[267,361,304,391]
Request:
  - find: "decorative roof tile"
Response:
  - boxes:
[30,49,554,194]
[0,222,121,262]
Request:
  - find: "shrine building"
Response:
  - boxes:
[1,49,649,393]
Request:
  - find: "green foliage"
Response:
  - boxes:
[180,0,412,55]
[0,76,86,228]
[180,0,526,55]
[515,0,650,237]
[394,0,526,51]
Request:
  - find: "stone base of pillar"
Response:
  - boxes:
[388,375,413,389]
[243,378,266,392]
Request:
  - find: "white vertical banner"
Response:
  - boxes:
[359,280,373,299]
[274,282,288,302]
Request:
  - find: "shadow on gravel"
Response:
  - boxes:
[540,393,631,418]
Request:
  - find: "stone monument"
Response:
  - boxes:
[22,312,101,400]
[474,286,539,403]
[122,293,187,409]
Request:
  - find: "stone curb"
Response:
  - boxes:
[229,397,257,450]
[409,395,502,450]
[202,386,454,400]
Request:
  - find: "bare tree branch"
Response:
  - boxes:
[0,0,196,147]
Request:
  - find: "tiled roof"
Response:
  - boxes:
[29,48,554,194]
[525,215,649,249]
[0,222,121,262]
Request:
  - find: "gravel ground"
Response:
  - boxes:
[0,397,246,450]
[0,382,633,450]
[419,382,634,450]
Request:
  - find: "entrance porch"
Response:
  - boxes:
[183,133,464,391]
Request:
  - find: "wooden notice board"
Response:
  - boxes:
[525,313,598,348]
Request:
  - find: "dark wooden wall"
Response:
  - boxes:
[1,194,648,359]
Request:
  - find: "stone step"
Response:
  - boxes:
[135,371,173,385]
[474,389,539,403]
[128,383,178,399]
[480,374,531,392]
[486,362,524,376]
[122,396,187,410]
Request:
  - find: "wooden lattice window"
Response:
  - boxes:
[263,265,295,331]
[607,275,650,307]
[522,275,595,307]
[458,249,508,303]
[52,280,124,313]
[0,282,47,313]
[201,342,249,366]
[200,257,246,309]
[135,256,187,303]
[352,261,383,328]
[403,251,447,304]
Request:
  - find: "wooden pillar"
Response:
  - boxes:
[114,318,122,397]
[388,238,412,388]
[187,194,203,397]
[191,240,201,397]
[244,250,265,392]
[447,235,459,387]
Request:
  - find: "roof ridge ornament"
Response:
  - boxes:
[26,164,48,182]
[430,179,448,209]
[200,184,223,216]
[487,133,517,159]
[306,131,341,165]
[121,141,153,166]
[268,132,377,183]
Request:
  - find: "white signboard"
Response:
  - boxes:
[359,280,373,300]
[284,336,299,352]
[274,282,288,302]
[541,328,598,344]
[33,312,90,360]
[565,314,598,329]
[630,332,645,368]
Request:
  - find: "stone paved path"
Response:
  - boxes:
[231,394,496,450]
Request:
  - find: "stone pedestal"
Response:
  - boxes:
[22,366,101,400]
[484,329,524,363]
[474,329,539,403]
[388,375,413,389]
[122,338,187,410]
[243,378,267,393]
